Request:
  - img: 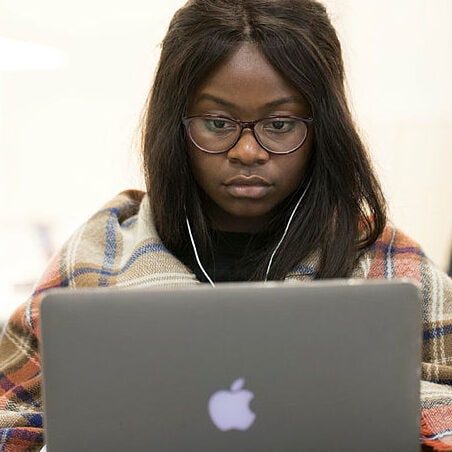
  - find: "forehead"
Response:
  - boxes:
[191,42,309,114]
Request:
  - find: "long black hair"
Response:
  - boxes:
[142,0,387,279]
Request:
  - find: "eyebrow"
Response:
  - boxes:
[195,93,306,109]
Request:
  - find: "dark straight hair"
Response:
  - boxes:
[142,0,387,279]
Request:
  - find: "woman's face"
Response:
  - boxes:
[188,42,313,233]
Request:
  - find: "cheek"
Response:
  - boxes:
[276,151,311,190]
[188,149,221,189]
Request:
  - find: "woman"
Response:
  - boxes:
[0,0,450,450]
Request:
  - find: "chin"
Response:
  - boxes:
[215,205,275,232]
[204,195,279,231]
[227,201,274,217]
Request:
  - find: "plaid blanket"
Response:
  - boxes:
[0,190,451,451]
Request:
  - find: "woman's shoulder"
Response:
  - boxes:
[32,189,156,292]
[78,189,154,239]
[356,223,430,280]
[88,189,146,224]
[372,223,424,255]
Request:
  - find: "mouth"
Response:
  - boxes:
[223,175,272,199]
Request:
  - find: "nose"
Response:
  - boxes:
[227,129,270,165]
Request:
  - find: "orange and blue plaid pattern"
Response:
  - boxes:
[0,190,451,451]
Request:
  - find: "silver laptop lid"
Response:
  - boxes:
[40,279,422,451]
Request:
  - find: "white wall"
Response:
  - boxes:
[1,0,451,320]
[331,0,452,274]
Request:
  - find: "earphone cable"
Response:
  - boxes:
[185,216,216,287]
[264,178,312,280]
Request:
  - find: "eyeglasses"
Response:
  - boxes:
[182,114,313,155]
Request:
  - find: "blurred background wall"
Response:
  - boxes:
[0,0,451,321]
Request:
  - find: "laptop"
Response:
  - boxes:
[40,279,422,451]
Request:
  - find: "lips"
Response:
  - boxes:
[223,175,272,199]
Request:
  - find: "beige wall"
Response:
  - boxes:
[0,0,451,319]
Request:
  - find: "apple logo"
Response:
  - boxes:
[208,377,256,431]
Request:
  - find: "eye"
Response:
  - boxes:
[262,118,296,133]
[204,118,235,132]
[212,119,226,129]
[270,120,286,130]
